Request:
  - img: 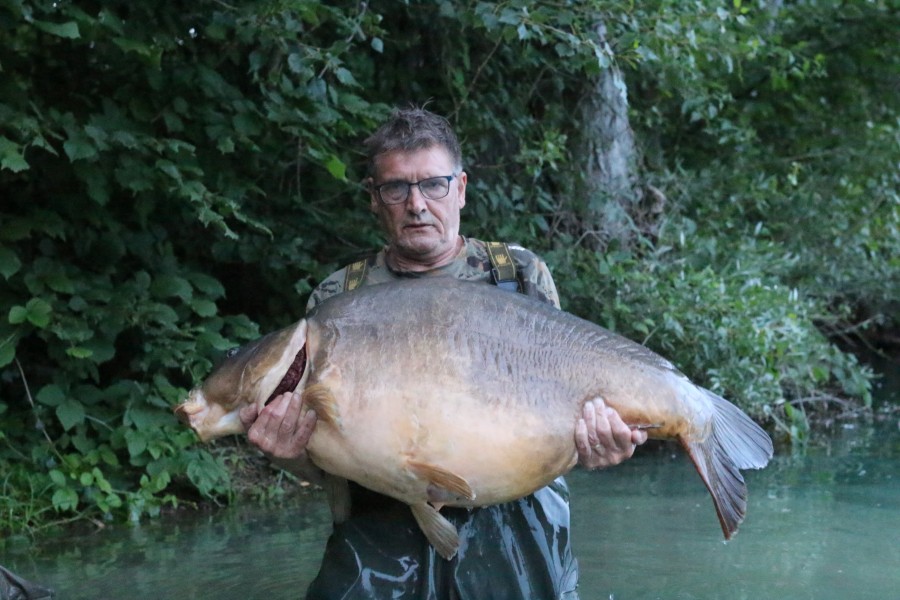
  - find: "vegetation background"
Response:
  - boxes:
[1,0,897,537]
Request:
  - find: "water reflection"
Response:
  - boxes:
[3,420,898,599]
[571,417,899,599]
[3,498,333,599]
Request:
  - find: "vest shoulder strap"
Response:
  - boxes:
[485,241,520,293]
[343,259,368,291]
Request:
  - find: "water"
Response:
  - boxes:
[569,418,899,599]
[4,418,898,599]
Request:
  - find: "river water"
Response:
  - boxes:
[3,394,898,598]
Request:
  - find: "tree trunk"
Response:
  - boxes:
[576,22,664,250]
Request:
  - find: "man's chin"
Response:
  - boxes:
[397,231,440,252]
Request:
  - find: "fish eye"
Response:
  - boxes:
[225,347,240,358]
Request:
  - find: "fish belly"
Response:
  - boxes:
[305,378,578,507]
[301,278,700,507]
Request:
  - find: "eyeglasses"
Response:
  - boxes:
[373,175,457,205]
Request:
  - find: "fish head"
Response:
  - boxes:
[175,319,309,442]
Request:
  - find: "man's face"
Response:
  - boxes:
[369,146,467,265]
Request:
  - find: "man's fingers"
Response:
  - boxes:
[278,391,303,436]
[582,400,599,448]
[247,406,273,447]
[631,427,649,446]
[601,404,637,453]
[267,392,291,417]
[591,401,613,450]
[575,417,590,456]
[239,403,259,432]
[295,408,318,445]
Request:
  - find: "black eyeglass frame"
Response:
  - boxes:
[372,174,459,205]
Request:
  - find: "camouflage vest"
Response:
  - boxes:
[343,241,520,294]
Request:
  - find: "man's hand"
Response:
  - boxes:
[575,397,648,469]
[240,391,317,461]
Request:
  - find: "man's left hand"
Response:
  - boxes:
[575,397,648,469]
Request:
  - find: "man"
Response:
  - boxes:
[240,107,647,599]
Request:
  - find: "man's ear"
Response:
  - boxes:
[457,171,467,209]
[365,177,379,213]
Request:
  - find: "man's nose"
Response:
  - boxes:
[405,185,428,213]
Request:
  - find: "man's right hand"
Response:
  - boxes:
[240,391,318,462]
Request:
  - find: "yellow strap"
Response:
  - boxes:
[343,259,368,291]
[485,241,518,291]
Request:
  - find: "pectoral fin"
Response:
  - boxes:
[407,460,475,502]
[302,383,340,427]
[410,502,460,561]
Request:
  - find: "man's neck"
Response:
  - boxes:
[385,237,465,273]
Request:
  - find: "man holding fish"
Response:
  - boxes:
[239,107,648,599]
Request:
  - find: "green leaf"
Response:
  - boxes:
[233,112,261,136]
[8,306,27,325]
[156,159,181,182]
[13,300,47,327]
[0,342,11,367]
[32,20,81,39]
[198,330,233,351]
[93,468,113,493]
[0,137,29,172]
[334,67,358,86]
[371,37,384,53]
[63,134,97,162]
[49,469,67,487]
[36,384,65,407]
[325,155,347,180]
[190,298,218,317]
[52,488,79,511]
[188,273,225,298]
[81,336,116,363]
[125,429,147,458]
[45,271,75,294]
[57,398,86,431]
[112,37,163,67]
[151,274,193,301]
[217,137,235,153]
[66,347,94,359]
[100,446,119,467]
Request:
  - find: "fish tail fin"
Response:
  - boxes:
[683,390,773,539]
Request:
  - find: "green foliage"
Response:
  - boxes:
[616,0,900,326]
[0,0,384,535]
[1,0,896,535]
[550,225,874,423]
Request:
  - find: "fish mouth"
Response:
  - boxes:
[174,396,205,420]
[173,392,212,437]
[264,343,308,405]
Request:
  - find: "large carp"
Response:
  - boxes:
[176,278,773,559]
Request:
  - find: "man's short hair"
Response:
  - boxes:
[365,107,462,177]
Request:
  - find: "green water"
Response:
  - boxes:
[569,418,899,599]
[4,407,898,598]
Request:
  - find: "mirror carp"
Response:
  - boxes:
[176,278,773,559]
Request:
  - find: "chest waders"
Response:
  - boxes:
[307,243,579,600]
